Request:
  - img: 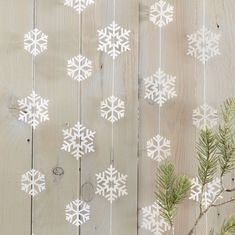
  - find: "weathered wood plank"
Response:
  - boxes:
[0,1,33,234]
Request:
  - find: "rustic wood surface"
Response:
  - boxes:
[0,0,235,235]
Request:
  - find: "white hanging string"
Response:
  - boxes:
[158,27,162,135]
[202,0,208,234]
[109,1,116,235]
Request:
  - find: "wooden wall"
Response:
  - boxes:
[0,0,235,235]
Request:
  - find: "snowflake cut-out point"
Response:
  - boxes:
[144,68,177,106]
[192,104,218,130]
[24,28,48,56]
[61,122,96,159]
[146,134,171,162]
[149,0,174,27]
[98,21,131,60]
[64,0,94,14]
[187,26,221,64]
[96,165,128,203]
[67,54,92,82]
[141,202,170,235]
[100,96,125,123]
[21,169,46,197]
[18,91,49,129]
[189,177,222,209]
[65,199,90,227]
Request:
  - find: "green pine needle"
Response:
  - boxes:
[155,163,191,227]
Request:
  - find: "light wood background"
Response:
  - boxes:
[0,0,235,235]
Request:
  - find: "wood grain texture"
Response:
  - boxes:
[0,0,235,235]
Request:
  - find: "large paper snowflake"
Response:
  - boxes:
[187,26,221,64]
[21,169,46,197]
[192,104,218,130]
[61,122,96,159]
[67,54,92,82]
[64,0,94,13]
[24,28,48,56]
[96,165,128,203]
[18,91,49,129]
[189,177,222,209]
[97,21,131,60]
[65,199,90,227]
[141,202,170,235]
[146,134,171,162]
[149,0,174,27]
[144,68,177,106]
[100,96,125,123]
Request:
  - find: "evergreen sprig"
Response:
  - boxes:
[155,163,191,227]
[217,98,235,177]
[197,128,218,186]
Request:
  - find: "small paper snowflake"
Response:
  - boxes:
[67,54,92,82]
[64,0,94,13]
[18,91,49,129]
[141,202,170,235]
[192,104,218,130]
[100,96,125,123]
[149,0,174,27]
[24,28,48,56]
[61,122,96,159]
[96,165,128,203]
[98,21,131,60]
[146,134,171,162]
[187,26,221,64]
[144,68,177,106]
[65,199,90,227]
[21,169,46,197]
[189,177,222,209]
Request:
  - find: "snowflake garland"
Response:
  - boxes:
[187,26,221,64]
[61,122,96,159]
[65,199,90,227]
[141,202,170,235]
[100,96,125,123]
[67,54,93,82]
[98,21,131,60]
[64,0,94,14]
[144,68,177,106]
[146,134,171,162]
[96,165,128,203]
[189,177,222,209]
[24,28,48,56]
[149,0,174,27]
[18,91,49,129]
[192,104,218,130]
[21,169,46,197]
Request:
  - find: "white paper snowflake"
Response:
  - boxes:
[61,122,96,159]
[96,165,128,203]
[149,0,174,27]
[146,134,171,162]
[64,0,94,13]
[187,26,221,64]
[97,21,131,60]
[65,199,90,227]
[192,104,218,130]
[18,91,49,129]
[144,68,177,106]
[141,202,170,235]
[100,96,125,123]
[21,169,46,197]
[24,28,48,56]
[189,177,222,209]
[67,54,92,82]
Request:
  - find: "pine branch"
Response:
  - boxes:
[217,98,235,177]
[197,128,218,186]
[155,163,191,228]
[219,215,235,235]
